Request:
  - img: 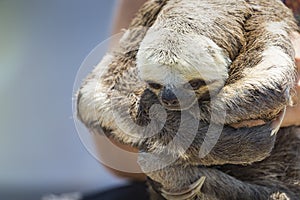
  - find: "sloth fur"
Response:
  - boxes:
[77,0,300,199]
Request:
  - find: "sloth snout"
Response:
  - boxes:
[162,98,179,107]
[161,88,179,107]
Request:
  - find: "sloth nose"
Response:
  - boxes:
[161,88,179,107]
[162,98,179,106]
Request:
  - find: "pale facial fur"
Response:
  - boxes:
[137,29,230,110]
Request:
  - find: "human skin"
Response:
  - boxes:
[96,0,300,180]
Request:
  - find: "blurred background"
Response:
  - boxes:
[0,0,128,199]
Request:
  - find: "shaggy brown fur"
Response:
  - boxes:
[77,0,300,199]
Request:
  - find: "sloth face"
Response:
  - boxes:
[139,66,226,110]
[147,78,208,110]
[137,34,231,110]
[136,29,231,110]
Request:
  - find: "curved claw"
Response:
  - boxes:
[271,106,286,136]
[161,176,206,200]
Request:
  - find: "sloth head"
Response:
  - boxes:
[137,29,231,110]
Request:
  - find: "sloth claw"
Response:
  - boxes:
[161,176,206,200]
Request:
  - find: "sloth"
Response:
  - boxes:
[77,0,300,199]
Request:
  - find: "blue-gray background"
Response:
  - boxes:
[0,1,127,199]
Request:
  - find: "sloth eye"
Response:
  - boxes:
[185,79,206,90]
[148,82,163,90]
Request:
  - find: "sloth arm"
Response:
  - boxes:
[214,43,296,125]
[212,3,299,124]
[93,0,148,181]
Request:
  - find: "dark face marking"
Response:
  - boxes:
[184,79,207,90]
[145,79,214,110]
[148,82,163,90]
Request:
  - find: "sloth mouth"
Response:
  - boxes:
[229,107,286,135]
[161,98,198,111]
